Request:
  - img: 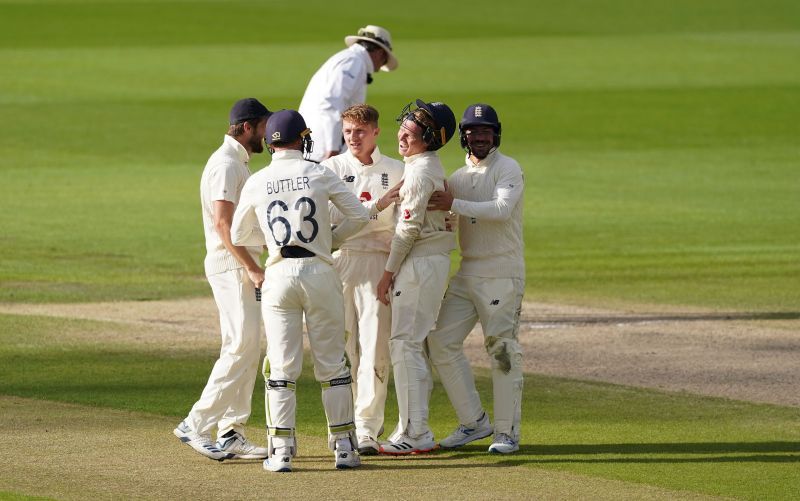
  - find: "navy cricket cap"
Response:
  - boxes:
[460,103,500,131]
[415,99,456,150]
[229,98,271,125]
[266,109,311,145]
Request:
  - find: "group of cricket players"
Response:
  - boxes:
[172,27,524,474]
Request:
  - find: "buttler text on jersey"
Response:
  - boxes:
[266,176,311,195]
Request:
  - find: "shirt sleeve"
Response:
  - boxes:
[315,56,367,153]
[231,179,266,247]
[384,171,435,273]
[450,163,524,222]
[327,168,370,246]
[206,161,241,202]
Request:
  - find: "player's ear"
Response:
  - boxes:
[373,126,380,137]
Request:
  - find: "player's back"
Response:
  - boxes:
[245,151,339,264]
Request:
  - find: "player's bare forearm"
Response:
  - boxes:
[214,200,264,287]
[376,270,394,306]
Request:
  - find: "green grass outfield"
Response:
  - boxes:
[1,313,799,499]
[1,0,798,309]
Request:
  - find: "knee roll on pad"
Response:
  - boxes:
[268,379,297,390]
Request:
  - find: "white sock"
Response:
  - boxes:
[336,438,353,451]
[274,446,291,456]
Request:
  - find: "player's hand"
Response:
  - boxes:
[377,181,403,211]
[376,271,394,306]
[428,190,454,211]
[246,266,265,289]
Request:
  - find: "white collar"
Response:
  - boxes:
[271,149,304,160]
[349,43,375,74]
[224,135,250,164]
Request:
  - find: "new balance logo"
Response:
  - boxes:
[490,299,500,305]
[343,175,355,182]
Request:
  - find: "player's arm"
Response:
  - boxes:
[429,166,524,221]
[216,199,264,288]
[327,169,370,246]
[378,175,432,305]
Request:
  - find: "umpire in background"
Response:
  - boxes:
[299,25,398,162]
[173,98,271,461]
[427,104,526,454]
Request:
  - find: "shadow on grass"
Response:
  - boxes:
[523,311,800,327]
[450,441,800,455]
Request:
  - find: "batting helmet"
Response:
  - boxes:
[459,103,501,152]
[266,109,314,156]
[397,99,456,151]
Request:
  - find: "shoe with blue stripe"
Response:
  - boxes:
[488,433,519,454]
[439,412,493,449]
[216,431,268,460]
[173,421,229,461]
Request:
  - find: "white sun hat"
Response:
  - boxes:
[344,25,398,72]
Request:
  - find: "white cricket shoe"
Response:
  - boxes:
[263,452,293,473]
[357,436,380,456]
[488,433,519,454]
[335,446,362,469]
[216,432,268,460]
[439,412,493,449]
[173,421,229,461]
[379,430,437,455]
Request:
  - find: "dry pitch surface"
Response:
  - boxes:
[2,299,798,406]
[1,299,796,500]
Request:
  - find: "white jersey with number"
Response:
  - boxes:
[230,149,369,267]
[322,146,404,253]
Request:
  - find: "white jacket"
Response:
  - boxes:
[299,44,375,162]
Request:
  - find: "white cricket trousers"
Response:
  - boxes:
[389,253,450,439]
[333,249,391,440]
[186,267,262,437]
[261,257,355,452]
[427,274,524,440]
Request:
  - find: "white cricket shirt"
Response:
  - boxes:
[200,135,262,276]
[322,146,404,253]
[298,44,375,162]
[385,151,456,273]
[448,149,525,279]
[230,150,369,268]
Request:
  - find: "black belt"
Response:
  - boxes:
[280,246,316,258]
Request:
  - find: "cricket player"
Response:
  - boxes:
[321,104,404,455]
[299,25,398,162]
[426,103,525,454]
[230,109,370,472]
[173,98,271,461]
[376,99,457,455]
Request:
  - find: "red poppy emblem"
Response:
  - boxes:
[403,209,411,220]
[359,191,372,202]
